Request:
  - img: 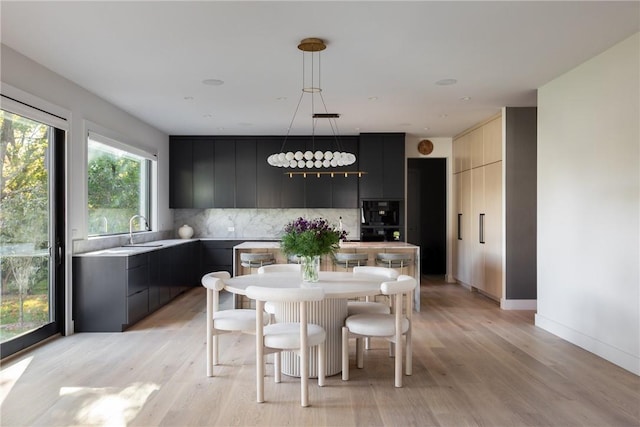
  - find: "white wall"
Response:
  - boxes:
[1,44,171,334]
[536,33,639,375]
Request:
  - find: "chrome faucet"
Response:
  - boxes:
[129,214,149,245]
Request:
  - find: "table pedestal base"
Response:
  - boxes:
[276,298,347,377]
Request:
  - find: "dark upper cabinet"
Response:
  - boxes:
[169,138,194,208]
[235,139,257,208]
[192,139,214,208]
[256,138,283,208]
[169,135,361,208]
[359,133,405,200]
[214,139,235,208]
[332,136,359,208]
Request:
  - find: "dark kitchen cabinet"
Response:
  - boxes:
[169,135,360,208]
[170,138,194,208]
[200,240,243,276]
[331,136,360,208]
[73,242,199,332]
[235,139,257,208]
[214,140,235,208]
[256,138,284,208]
[193,139,215,208]
[74,254,149,332]
[359,133,405,200]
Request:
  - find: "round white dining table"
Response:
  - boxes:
[223,271,387,377]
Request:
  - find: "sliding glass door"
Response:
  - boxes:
[0,106,65,358]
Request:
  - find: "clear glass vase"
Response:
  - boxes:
[301,255,320,283]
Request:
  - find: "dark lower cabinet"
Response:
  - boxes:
[73,242,200,332]
[200,240,243,277]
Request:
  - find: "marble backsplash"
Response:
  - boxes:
[173,208,360,240]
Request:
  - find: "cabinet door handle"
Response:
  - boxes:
[479,213,485,244]
[457,214,462,240]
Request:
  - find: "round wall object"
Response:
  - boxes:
[418,139,434,155]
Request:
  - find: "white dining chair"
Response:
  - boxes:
[350,266,399,349]
[257,264,301,274]
[349,266,399,315]
[246,285,326,407]
[342,274,417,387]
[257,264,302,322]
[201,271,267,377]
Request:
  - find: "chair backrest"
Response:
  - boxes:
[257,264,301,274]
[201,271,231,291]
[246,286,324,303]
[202,271,231,314]
[380,274,416,295]
[381,275,417,316]
[334,252,369,267]
[240,252,274,262]
[353,265,399,279]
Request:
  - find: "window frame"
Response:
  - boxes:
[86,131,156,238]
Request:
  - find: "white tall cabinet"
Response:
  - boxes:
[453,115,503,301]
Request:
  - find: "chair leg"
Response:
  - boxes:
[257,346,264,403]
[395,334,403,388]
[356,338,364,369]
[300,348,309,407]
[206,335,213,377]
[212,334,219,366]
[274,351,281,383]
[256,302,265,403]
[406,330,412,376]
[206,291,214,377]
[317,342,325,387]
[342,326,349,381]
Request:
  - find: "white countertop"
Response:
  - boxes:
[75,239,198,257]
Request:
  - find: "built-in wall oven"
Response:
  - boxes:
[360,200,402,241]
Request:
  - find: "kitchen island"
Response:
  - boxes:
[233,241,421,311]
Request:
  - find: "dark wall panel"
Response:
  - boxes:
[505,107,537,299]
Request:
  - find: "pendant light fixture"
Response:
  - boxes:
[267,38,357,170]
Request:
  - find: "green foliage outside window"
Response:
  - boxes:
[87,139,149,236]
[0,110,51,341]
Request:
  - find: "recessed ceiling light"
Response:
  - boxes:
[368,96,378,101]
[460,96,471,101]
[276,97,287,101]
[202,79,224,86]
[435,78,457,86]
[184,96,194,101]
[439,114,448,118]
[423,127,430,131]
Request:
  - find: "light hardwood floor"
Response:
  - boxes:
[1,277,638,426]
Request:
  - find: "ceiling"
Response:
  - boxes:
[1,1,639,138]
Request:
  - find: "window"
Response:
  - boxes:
[0,102,66,358]
[87,134,153,237]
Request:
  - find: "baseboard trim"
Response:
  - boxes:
[500,298,537,310]
[535,314,640,376]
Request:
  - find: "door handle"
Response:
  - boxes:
[479,214,485,244]
[457,213,462,240]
